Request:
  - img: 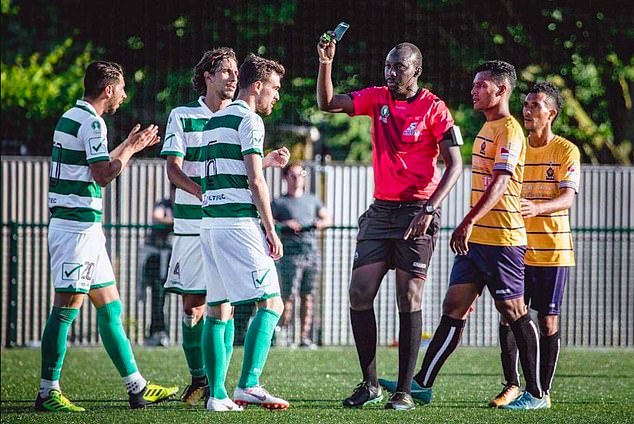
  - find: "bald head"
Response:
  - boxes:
[390,42,422,69]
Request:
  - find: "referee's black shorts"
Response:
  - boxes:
[352,199,441,279]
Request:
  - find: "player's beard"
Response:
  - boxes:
[104,97,120,115]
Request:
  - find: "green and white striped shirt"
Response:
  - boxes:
[48,100,110,233]
[201,100,264,228]
[160,97,213,235]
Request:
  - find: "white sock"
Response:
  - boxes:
[124,372,147,394]
[39,379,61,397]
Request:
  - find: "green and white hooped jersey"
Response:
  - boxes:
[48,100,110,233]
[201,100,264,228]
[160,97,213,235]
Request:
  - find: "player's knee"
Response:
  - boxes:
[539,315,559,336]
[348,286,372,309]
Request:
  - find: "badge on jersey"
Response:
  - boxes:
[250,128,264,149]
[379,105,390,123]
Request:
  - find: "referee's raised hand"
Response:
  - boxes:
[317,30,336,64]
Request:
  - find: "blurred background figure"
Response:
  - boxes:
[140,185,175,346]
[272,162,332,348]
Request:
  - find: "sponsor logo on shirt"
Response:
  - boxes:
[412,262,427,269]
[91,121,101,133]
[402,121,424,137]
[495,288,512,295]
[480,141,487,155]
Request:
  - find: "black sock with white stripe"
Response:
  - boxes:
[397,310,422,393]
[413,315,465,388]
[510,314,542,398]
[350,308,378,386]
[499,323,520,387]
[540,332,560,394]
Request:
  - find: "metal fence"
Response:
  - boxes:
[1,157,633,347]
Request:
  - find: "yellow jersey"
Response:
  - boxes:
[469,116,526,246]
[522,135,580,266]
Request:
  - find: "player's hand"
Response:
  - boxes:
[317,30,336,62]
[450,219,473,255]
[266,229,283,260]
[126,124,161,152]
[520,198,541,218]
[283,219,303,233]
[404,211,433,240]
[263,147,290,168]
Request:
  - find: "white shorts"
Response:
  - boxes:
[164,235,205,295]
[48,227,116,293]
[201,222,280,306]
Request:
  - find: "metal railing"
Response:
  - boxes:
[2,222,632,348]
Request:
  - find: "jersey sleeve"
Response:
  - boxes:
[558,144,581,192]
[429,99,455,142]
[80,117,110,163]
[348,86,379,117]
[238,114,265,156]
[492,123,524,174]
[160,110,186,157]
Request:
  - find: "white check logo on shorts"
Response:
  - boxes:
[62,262,82,281]
[251,268,271,289]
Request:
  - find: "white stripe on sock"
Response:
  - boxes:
[423,326,456,386]
[528,320,542,396]
[514,349,521,386]
[545,337,560,394]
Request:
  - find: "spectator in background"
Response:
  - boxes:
[142,187,174,347]
[272,163,332,348]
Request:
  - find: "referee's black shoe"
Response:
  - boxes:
[385,391,415,411]
[342,381,383,408]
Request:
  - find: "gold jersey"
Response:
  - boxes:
[469,116,527,246]
[522,135,580,266]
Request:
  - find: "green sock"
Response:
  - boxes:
[182,317,205,378]
[203,318,229,399]
[40,306,79,380]
[225,318,235,369]
[97,300,139,377]
[239,308,280,388]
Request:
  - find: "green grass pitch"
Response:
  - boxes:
[1,346,633,423]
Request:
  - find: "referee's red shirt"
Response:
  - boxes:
[349,86,454,201]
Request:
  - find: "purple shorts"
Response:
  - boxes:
[449,243,526,301]
[524,266,569,315]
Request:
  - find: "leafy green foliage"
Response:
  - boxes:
[1,38,93,151]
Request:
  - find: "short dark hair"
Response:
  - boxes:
[192,47,237,95]
[527,81,563,120]
[282,161,304,177]
[475,60,517,91]
[83,61,123,98]
[238,54,285,90]
[392,42,422,69]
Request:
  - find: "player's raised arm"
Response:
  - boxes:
[316,32,353,113]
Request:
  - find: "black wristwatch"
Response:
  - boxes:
[424,203,436,215]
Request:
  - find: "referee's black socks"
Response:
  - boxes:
[350,308,378,386]
[397,310,422,393]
